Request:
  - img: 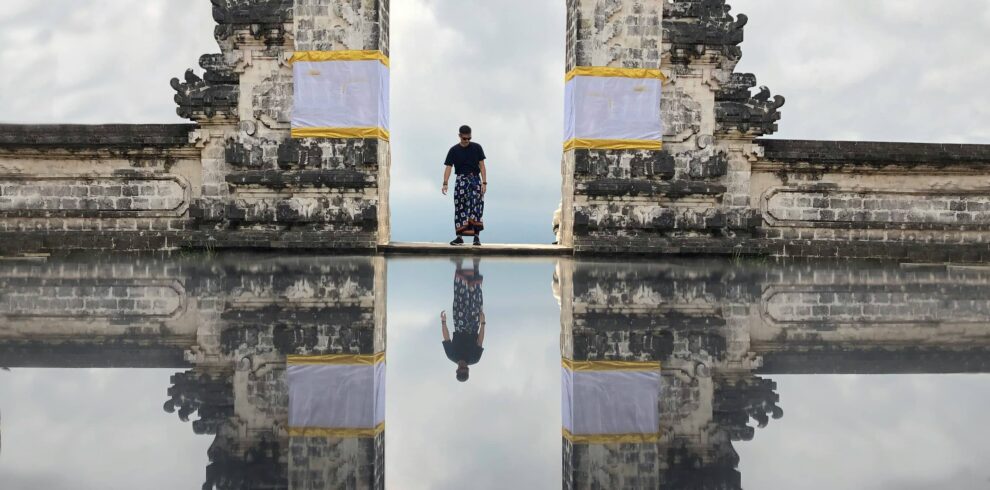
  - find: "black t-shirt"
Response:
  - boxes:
[444,142,487,175]
[442,332,484,365]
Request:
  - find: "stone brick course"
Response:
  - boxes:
[0,178,186,215]
[765,190,990,229]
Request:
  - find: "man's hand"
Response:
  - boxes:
[441,311,450,341]
[442,165,453,196]
[481,183,487,196]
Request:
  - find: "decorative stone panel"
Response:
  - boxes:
[226,196,377,228]
[754,140,990,259]
[763,188,990,230]
[0,279,185,318]
[763,285,990,325]
[0,176,189,217]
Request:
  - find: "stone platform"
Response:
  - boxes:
[380,242,573,256]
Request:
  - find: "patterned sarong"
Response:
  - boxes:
[454,174,485,236]
[453,266,484,334]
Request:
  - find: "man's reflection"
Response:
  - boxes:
[441,257,486,382]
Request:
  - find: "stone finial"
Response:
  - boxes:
[664,0,747,61]
[716,80,786,137]
[170,54,239,122]
[210,0,292,44]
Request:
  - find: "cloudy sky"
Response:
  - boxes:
[0,0,988,244]
[0,369,212,489]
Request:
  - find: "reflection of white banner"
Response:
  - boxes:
[287,353,386,437]
[561,358,661,444]
[564,67,664,151]
[290,50,390,140]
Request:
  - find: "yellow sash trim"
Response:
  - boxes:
[563,138,662,151]
[288,422,385,438]
[565,66,666,82]
[290,50,390,67]
[562,428,661,444]
[287,352,385,366]
[561,358,660,372]
[291,127,390,140]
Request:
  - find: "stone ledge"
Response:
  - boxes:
[380,242,573,256]
[758,349,990,374]
[0,124,197,149]
[0,230,379,253]
[759,139,990,166]
[577,311,726,329]
[213,0,293,25]
[572,236,768,256]
[226,170,372,188]
[577,179,726,197]
[0,343,189,369]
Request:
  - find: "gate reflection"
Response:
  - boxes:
[3,255,990,488]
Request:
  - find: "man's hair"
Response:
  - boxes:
[459,125,472,135]
[456,366,469,382]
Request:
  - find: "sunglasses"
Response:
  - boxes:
[459,135,472,141]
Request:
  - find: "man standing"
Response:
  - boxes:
[442,125,488,246]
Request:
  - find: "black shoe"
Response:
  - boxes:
[450,237,464,246]
[473,236,482,246]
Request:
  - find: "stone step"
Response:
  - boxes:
[379,241,573,256]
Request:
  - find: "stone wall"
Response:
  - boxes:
[559,0,782,255]
[182,0,391,250]
[0,249,201,367]
[0,124,202,252]
[753,139,990,260]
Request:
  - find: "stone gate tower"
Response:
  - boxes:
[174,0,391,249]
[558,0,783,254]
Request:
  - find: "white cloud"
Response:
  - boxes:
[0,368,212,490]
[733,0,990,144]
[737,374,990,490]
[0,0,215,124]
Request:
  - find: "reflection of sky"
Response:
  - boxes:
[385,258,562,490]
[737,375,990,490]
[0,369,211,490]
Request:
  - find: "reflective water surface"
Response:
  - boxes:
[1,254,989,489]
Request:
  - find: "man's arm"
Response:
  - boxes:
[441,310,451,341]
[477,311,486,346]
[442,166,453,195]
[479,161,487,195]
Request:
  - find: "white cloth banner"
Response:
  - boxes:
[287,362,386,430]
[561,366,661,437]
[292,60,390,131]
[564,75,663,144]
